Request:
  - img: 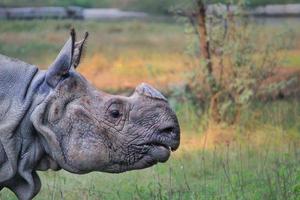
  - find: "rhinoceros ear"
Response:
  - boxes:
[46,29,76,87]
[73,32,88,69]
[46,29,89,87]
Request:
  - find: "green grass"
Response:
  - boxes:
[285,55,300,68]
[1,143,299,200]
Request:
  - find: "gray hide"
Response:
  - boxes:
[0,55,44,198]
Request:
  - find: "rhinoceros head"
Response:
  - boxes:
[31,30,180,174]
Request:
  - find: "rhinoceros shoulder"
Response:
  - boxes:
[0,54,40,184]
[0,54,39,118]
[0,54,37,84]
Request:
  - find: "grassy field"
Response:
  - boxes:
[0,18,300,90]
[1,144,299,199]
[0,18,300,199]
[0,19,188,90]
[0,127,299,199]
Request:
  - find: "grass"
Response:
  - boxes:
[0,18,300,199]
[0,131,299,199]
[1,18,300,90]
[0,19,188,90]
[284,50,300,68]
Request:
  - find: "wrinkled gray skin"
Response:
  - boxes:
[0,30,180,200]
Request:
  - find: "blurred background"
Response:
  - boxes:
[0,0,300,199]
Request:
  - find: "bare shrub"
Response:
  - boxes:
[172,0,292,124]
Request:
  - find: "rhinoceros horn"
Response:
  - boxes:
[135,83,167,101]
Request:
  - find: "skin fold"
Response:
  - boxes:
[0,29,180,200]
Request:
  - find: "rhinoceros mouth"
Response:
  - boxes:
[134,126,180,164]
[127,144,171,169]
[142,142,172,151]
[137,140,176,164]
[146,143,171,163]
[139,134,179,152]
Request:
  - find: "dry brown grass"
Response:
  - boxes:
[78,51,189,90]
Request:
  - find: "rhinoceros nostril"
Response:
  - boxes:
[159,126,174,135]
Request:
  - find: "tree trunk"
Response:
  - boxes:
[196,0,218,94]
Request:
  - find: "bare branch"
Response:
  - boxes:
[171,9,200,36]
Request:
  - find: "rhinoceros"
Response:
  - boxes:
[0,29,180,200]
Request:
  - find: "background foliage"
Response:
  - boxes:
[1,0,300,13]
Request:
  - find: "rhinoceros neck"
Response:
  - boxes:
[0,54,49,199]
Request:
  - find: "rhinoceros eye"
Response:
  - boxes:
[106,101,124,124]
[110,110,120,118]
